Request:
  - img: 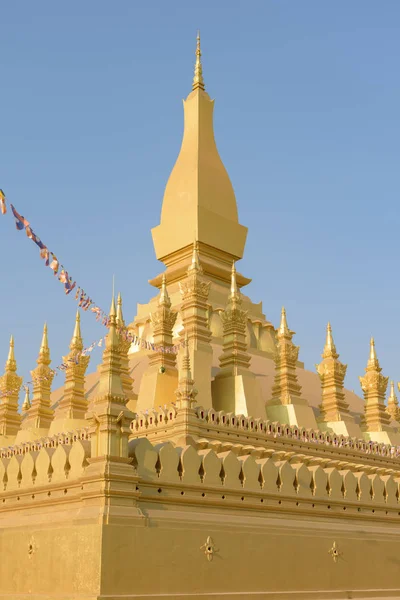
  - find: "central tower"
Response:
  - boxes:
[151,33,248,287]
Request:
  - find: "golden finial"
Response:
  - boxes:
[22,387,31,411]
[182,333,191,374]
[278,307,290,337]
[105,294,119,350]
[70,309,83,352]
[159,273,171,308]
[188,240,203,273]
[230,261,238,296]
[116,292,125,327]
[367,336,380,370]
[322,322,338,359]
[40,323,48,351]
[5,335,17,372]
[192,31,205,92]
[37,323,50,365]
[370,337,376,360]
[109,295,116,319]
[386,380,399,421]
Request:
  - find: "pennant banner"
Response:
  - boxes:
[1,191,108,323]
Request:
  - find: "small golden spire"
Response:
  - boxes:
[182,333,191,374]
[387,380,399,421]
[22,387,31,411]
[159,273,171,308]
[230,261,238,297]
[40,323,48,351]
[192,31,205,91]
[322,322,338,359]
[37,323,50,365]
[109,296,116,319]
[116,292,125,327]
[188,240,203,274]
[70,310,83,351]
[278,307,290,337]
[175,333,197,408]
[367,336,381,370]
[106,295,119,350]
[5,335,17,372]
[370,337,376,360]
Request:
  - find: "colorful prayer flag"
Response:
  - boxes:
[10,204,29,230]
[0,189,6,215]
[49,253,59,275]
[40,247,50,266]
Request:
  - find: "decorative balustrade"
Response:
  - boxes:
[1,433,400,516]
[130,405,400,462]
[128,438,400,508]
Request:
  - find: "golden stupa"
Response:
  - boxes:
[1,35,400,599]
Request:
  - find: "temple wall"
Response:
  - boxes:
[0,436,100,600]
[1,433,400,598]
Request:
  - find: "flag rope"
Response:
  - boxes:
[0,189,109,324]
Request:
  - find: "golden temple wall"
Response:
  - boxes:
[1,430,400,598]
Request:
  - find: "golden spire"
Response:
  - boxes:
[151,35,247,282]
[5,335,17,372]
[188,240,203,274]
[269,307,304,406]
[367,337,380,371]
[230,261,239,297]
[387,380,400,421]
[218,259,250,378]
[316,323,349,422]
[116,292,125,327]
[96,294,124,399]
[107,295,119,350]
[192,31,205,91]
[87,292,134,460]
[175,334,197,409]
[22,387,31,412]
[322,322,338,359]
[0,336,23,436]
[278,307,291,338]
[38,323,50,364]
[159,273,171,308]
[70,310,83,353]
[115,292,136,404]
[53,310,90,427]
[22,323,54,431]
[359,338,389,431]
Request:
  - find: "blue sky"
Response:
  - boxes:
[1,1,399,398]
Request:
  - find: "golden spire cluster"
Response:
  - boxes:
[192,31,205,91]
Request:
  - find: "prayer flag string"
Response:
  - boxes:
[1,190,109,325]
